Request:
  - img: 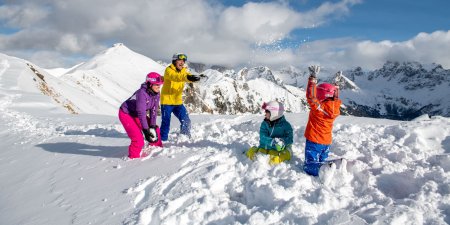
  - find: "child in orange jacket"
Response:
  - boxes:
[303,65,342,178]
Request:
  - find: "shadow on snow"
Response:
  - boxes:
[36,142,126,158]
[62,128,128,138]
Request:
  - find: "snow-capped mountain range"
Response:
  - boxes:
[1,43,449,120]
[338,62,450,120]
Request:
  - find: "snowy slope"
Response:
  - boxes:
[0,53,119,115]
[58,43,166,114]
[1,54,450,224]
[44,63,83,77]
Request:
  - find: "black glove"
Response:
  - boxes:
[187,75,201,82]
[148,126,158,143]
[143,127,158,143]
[142,129,152,142]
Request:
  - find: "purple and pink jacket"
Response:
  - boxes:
[120,83,160,130]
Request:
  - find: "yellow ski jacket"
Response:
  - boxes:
[161,64,191,105]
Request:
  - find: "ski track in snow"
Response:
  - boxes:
[0,93,56,142]
[123,115,450,225]
[0,59,55,143]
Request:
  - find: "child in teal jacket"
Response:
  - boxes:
[247,101,293,164]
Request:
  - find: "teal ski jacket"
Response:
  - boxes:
[258,116,293,150]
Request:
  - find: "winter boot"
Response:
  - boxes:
[269,149,291,165]
[140,148,152,158]
[245,146,259,160]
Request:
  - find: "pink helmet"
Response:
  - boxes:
[316,83,337,102]
[146,72,164,85]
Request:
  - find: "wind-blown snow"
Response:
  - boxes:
[1,51,450,224]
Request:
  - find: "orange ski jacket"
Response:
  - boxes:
[304,79,341,145]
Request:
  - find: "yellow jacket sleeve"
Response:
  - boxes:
[161,64,192,105]
[164,64,190,82]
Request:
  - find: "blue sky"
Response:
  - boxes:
[222,0,450,42]
[0,0,449,69]
[301,0,449,41]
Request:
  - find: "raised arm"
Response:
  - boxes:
[306,65,321,111]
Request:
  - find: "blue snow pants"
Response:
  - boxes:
[160,104,191,141]
[303,139,330,176]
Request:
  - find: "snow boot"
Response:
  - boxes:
[246,146,291,165]
[140,151,150,158]
[269,149,291,165]
[245,146,259,160]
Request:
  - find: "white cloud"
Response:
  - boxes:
[6,0,449,71]
[296,30,450,71]
[217,2,301,44]
[0,3,49,28]
[57,34,82,52]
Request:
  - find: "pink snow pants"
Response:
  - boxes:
[119,109,162,158]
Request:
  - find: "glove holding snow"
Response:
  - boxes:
[142,129,152,142]
[308,65,320,78]
[272,138,285,151]
[148,126,158,143]
[187,75,201,82]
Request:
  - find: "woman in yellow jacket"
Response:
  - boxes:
[160,53,201,141]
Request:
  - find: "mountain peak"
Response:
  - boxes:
[72,43,162,72]
[112,43,124,48]
[102,43,133,56]
[367,61,450,90]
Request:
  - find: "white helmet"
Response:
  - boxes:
[262,101,284,121]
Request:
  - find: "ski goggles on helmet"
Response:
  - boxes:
[173,54,187,61]
[261,102,280,111]
[147,76,163,84]
[146,73,164,85]
[262,102,268,109]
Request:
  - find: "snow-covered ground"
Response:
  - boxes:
[1,53,450,224]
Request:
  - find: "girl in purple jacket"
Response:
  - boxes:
[119,72,164,159]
